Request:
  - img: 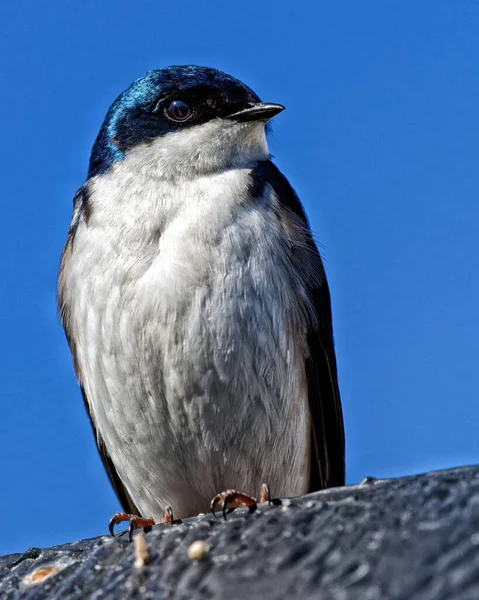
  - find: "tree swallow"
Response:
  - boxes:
[58,65,345,535]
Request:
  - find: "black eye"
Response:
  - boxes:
[165,100,192,122]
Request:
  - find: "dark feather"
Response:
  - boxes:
[252,161,345,490]
[58,185,140,516]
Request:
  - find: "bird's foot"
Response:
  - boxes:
[211,483,279,519]
[109,506,174,542]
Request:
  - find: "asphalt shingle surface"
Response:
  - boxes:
[2,465,479,599]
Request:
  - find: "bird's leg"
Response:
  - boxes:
[211,483,279,519]
[109,506,174,542]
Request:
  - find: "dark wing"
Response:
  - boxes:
[253,161,345,490]
[304,274,346,490]
[58,185,140,516]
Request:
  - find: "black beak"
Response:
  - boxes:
[227,102,285,122]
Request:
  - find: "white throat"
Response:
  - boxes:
[114,118,270,181]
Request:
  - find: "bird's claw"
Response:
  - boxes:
[210,482,275,520]
[108,513,156,542]
[109,506,174,542]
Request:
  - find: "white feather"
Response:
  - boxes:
[60,119,312,519]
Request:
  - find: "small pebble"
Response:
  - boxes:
[360,476,378,486]
[23,566,59,586]
[187,540,210,561]
[134,533,150,568]
[471,532,479,545]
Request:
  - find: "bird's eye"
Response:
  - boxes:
[165,100,192,122]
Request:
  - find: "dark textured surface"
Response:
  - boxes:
[3,465,479,599]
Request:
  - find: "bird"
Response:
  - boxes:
[58,65,345,537]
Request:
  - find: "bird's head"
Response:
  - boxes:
[88,65,284,179]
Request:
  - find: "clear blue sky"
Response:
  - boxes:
[1,1,479,555]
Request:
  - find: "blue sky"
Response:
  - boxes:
[1,1,479,555]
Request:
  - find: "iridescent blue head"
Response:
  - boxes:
[88,65,284,178]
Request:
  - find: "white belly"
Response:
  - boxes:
[62,166,311,519]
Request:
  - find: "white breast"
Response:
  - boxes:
[61,140,312,519]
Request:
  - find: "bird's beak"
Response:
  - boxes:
[227,102,285,122]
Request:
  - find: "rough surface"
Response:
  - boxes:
[2,465,479,599]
